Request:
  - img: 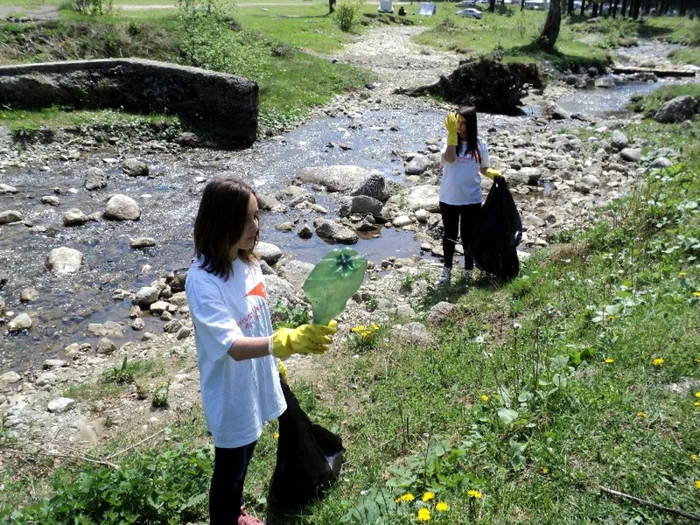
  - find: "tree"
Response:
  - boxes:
[329,0,335,13]
[532,0,562,49]
[489,0,496,12]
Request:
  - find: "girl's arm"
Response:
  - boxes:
[228,337,270,361]
[443,145,457,164]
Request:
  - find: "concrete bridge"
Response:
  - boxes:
[0,58,258,149]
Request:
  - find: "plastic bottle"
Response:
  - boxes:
[302,248,368,325]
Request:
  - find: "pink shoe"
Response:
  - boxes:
[238,508,265,525]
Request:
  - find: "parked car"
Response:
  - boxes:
[456,7,482,18]
[455,0,476,6]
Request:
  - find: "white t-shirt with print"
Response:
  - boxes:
[439,137,490,206]
[185,256,286,449]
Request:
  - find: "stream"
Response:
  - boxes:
[1,51,697,375]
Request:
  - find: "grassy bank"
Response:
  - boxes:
[2,85,699,525]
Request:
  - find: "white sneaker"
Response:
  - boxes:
[438,267,452,283]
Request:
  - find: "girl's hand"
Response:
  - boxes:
[444,113,459,146]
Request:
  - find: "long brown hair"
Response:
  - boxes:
[193,178,258,280]
[456,106,481,164]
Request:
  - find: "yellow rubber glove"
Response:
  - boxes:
[444,113,459,147]
[484,168,504,181]
[270,320,337,359]
[277,359,288,383]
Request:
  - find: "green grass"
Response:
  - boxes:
[627,83,700,119]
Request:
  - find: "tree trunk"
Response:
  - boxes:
[533,0,561,49]
[679,0,686,15]
[521,0,526,10]
[592,1,599,16]
[567,0,574,15]
[612,0,619,16]
[489,0,496,12]
[580,0,586,15]
[620,0,628,16]
[329,0,335,13]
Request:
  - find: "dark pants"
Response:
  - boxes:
[210,442,257,525]
[439,201,481,270]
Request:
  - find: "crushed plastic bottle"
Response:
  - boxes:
[302,248,368,326]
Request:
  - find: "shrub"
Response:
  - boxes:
[335,0,364,33]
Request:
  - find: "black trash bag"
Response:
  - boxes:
[468,176,522,281]
[268,378,344,510]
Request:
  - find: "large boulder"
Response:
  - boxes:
[654,95,698,123]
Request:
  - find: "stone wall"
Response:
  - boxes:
[0,58,258,149]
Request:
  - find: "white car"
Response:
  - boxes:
[455,0,476,6]
[457,7,482,18]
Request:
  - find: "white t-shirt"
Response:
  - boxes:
[439,137,490,206]
[185,256,286,448]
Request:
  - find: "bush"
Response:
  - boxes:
[335,0,364,33]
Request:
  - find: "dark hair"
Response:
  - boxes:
[456,106,481,164]
[193,177,258,280]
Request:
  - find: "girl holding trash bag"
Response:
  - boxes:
[185,178,337,525]
[438,106,501,284]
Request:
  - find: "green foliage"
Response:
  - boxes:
[9,122,40,143]
[151,379,171,408]
[271,301,309,329]
[70,0,113,16]
[348,322,383,354]
[335,0,364,33]
[627,83,700,117]
[11,444,211,524]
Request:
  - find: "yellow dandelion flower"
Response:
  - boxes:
[695,392,700,398]
[652,357,664,367]
[690,454,698,461]
[679,272,686,277]
[435,501,449,512]
[467,489,482,499]
[636,412,647,418]
[481,394,489,402]
[607,315,615,321]
[351,325,366,333]
[273,432,279,439]
[542,467,549,474]
[395,493,415,504]
[605,358,615,364]
[370,323,380,330]
[695,480,700,490]
[695,358,700,364]
[422,491,435,502]
[694,401,700,407]
[694,291,700,298]
[417,508,431,522]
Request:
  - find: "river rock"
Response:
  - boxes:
[254,242,283,265]
[620,148,642,163]
[41,196,60,206]
[654,95,698,123]
[390,322,436,347]
[104,194,141,221]
[43,359,68,369]
[84,167,107,190]
[428,301,457,325]
[296,165,377,192]
[0,296,5,315]
[277,260,314,291]
[402,185,440,212]
[46,247,83,274]
[0,371,22,383]
[339,195,384,218]
[611,130,629,150]
[134,286,159,308]
[19,288,39,302]
[0,184,18,195]
[62,208,89,226]
[130,237,156,248]
[87,320,125,337]
[0,210,23,225]
[298,224,313,239]
[349,172,390,202]
[47,397,74,413]
[122,158,149,177]
[650,157,673,169]
[314,218,358,244]
[264,274,301,310]
[404,154,433,175]
[96,338,117,355]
